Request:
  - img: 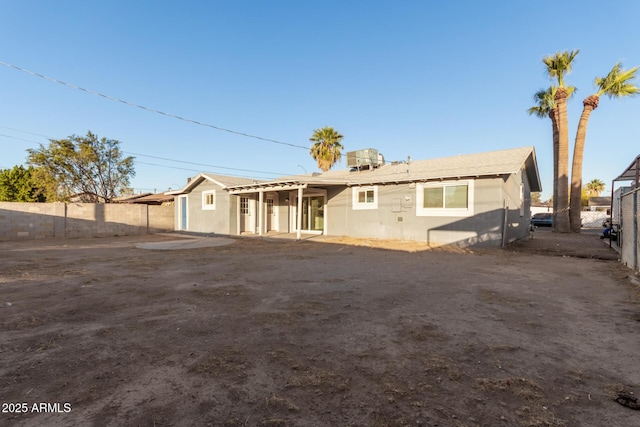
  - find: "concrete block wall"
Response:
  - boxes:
[148,205,175,232]
[0,202,174,241]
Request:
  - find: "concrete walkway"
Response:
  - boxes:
[136,233,235,250]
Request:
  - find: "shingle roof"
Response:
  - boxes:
[170,146,541,195]
[302,146,536,184]
[201,173,263,187]
[588,197,611,206]
[166,173,263,195]
[230,146,541,191]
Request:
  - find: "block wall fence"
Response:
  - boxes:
[0,202,174,241]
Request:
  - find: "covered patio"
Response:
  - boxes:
[226,181,329,240]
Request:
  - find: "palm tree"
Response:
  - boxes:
[309,127,344,172]
[569,63,639,231]
[584,178,605,197]
[528,87,559,228]
[543,49,579,233]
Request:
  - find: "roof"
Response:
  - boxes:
[130,193,175,204]
[114,193,153,203]
[227,146,541,193]
[588,197,611,206]
[166,173,262,195]
[614,154,640,188]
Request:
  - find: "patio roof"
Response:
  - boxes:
[614,154,640,188]
[227,181,308,194]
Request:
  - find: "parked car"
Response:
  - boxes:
[531,213,553,227]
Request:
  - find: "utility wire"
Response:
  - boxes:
[0,60,309,150]
[0,132,39,144]
[133,161,272,180]
[0,128,286,178]
[125,151,285,176]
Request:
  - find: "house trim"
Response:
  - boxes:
[352,186,379,210]
[202,190,216,210]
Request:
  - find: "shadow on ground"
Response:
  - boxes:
[510,227,619,260]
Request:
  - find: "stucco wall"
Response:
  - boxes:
[175,180,236,234]
[501,168,531,245]
[326,177,520,247]
[0,202,174,241]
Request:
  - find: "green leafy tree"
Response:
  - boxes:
[584,178,606,197]
[27,131,135,203]
[569,63,639,231]
[0,165,45,202]
[531,192,542,204]
[309,127,344,172]
[543,50,579,233]
[581,187,590,209]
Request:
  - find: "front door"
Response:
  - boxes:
[266,198,276,231]
[240,196,253,233]
[179,196,188,230]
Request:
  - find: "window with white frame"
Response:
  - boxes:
[202,190,216,210]
[352,186,378,210]
[416,181,474,216]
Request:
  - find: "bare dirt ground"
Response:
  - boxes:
[1,229,640,426]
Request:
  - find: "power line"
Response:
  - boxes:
[0,128,287,178]
[133,160,273,180]
[125,151,285,176]
[0,125,51,139]
[0,60,309,150]
[0,132,39,144]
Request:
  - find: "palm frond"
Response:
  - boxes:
[596,63,640,98]
[543,49,579,87]
[528,87,556,118]
[309,126,345,172]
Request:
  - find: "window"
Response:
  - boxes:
[416,181,474,216]
[202,190,216,210]
[352,186,378,210]
[240,197,250,214]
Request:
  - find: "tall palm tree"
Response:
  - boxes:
[584,178,605,197]
[569,63,639,231]
[543,49,579,233]
[309,126,344,172]
[528,87,559,227]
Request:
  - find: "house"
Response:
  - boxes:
[531,201,553,215]
[115,192,175,206]
[167,146,541,248]
[69,192,107,203]
[587,196,611,212]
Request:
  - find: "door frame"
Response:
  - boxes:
[238,195,256,234]
[265,192,278,232]
[178,195,188,231]
[289,189,328,235]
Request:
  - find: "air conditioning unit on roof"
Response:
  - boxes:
[346,148,383,169]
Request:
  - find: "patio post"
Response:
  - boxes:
[297,187,303,240]
[258,190,264,236]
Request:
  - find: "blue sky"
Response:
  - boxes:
[1,1,639,199]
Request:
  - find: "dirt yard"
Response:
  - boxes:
[1,230,639,426]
